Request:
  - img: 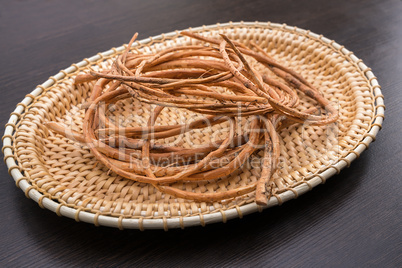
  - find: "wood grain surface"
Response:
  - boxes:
[0,0,401,267]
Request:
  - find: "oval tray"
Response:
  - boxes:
[2,21,384,230]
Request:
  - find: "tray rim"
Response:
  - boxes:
[2,21,385,230]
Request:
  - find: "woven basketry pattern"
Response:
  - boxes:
[4,22,384,229]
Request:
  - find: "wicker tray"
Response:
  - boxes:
[2,21,384,230]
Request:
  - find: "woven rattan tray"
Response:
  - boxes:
[2,21,384,230]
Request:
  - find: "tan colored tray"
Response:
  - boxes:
[2,21,384,230]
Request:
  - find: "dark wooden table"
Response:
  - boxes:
[1,0,401,267]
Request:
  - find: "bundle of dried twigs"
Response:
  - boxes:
[46,32,338,205]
